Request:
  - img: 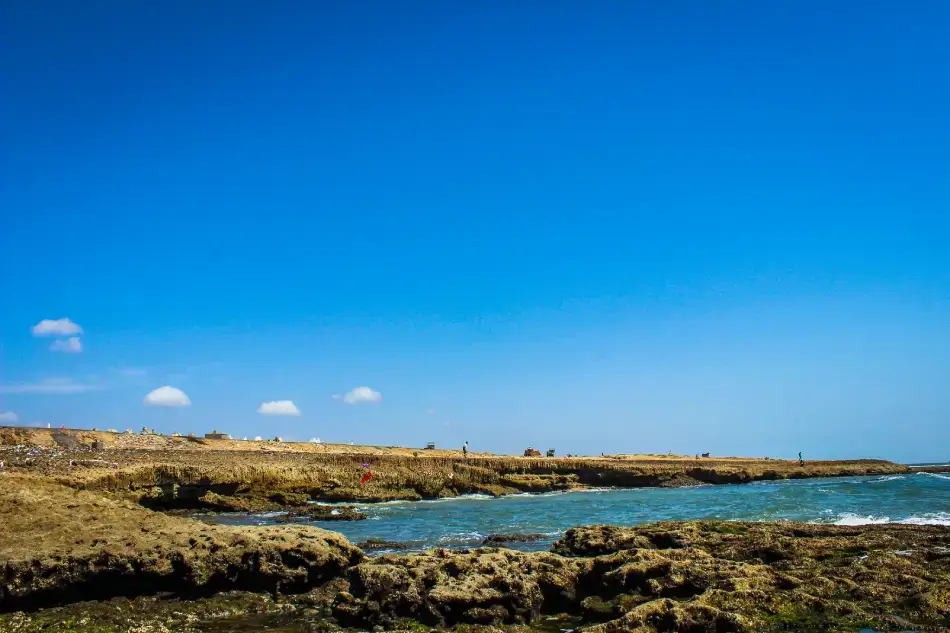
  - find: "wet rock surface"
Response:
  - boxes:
[482,534,549,546]
[275,504,368,522]
[357,538,414,551]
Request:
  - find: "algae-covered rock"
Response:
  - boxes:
[0,475,363,612]
[332,521,950,632]
[333,548,587,628]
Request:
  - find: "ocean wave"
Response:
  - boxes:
[870,475,906,483]
[915,472,950,481]
[832,513,891,525]
[898,513,950,526]
[436,531,487,544]
[830,512,950,526]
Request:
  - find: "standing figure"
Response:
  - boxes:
[462,441,468,457]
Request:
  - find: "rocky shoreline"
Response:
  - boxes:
[0,431,939,632]
[0,428,909,515]
[2,472,949,632]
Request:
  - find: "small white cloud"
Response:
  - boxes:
[31,318,83,337]
[0,412,18,423]
[257,400,301,416]
[426,408,435,415]
[443,420,452,427]
[340,386,382,404]
[49,337,82,353]
[143,386,191,407]
[0,378,100,394]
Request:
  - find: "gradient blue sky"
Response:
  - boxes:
[1,1,948,462]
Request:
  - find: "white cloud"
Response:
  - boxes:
[0,412,18,423]
[0,378,101,394]
[339,386,382,404]
[426,408,435,415]
[49,337,82,353]
[31,318,83,337]
[257,400,301,416]
[143,386,191,407]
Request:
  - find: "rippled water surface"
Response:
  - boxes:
[213,471,950,553]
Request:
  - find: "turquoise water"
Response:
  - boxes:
[216,472,950,553]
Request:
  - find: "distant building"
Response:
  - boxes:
[204,429,231,440]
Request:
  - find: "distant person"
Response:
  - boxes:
[798,452,804,466]
[462,441,468,457]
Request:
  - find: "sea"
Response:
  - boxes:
[214,469,950,554]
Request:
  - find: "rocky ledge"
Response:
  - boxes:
[333,521,950,632]
[0,475,363,613]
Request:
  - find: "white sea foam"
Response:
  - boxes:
[436,531,486,543]
[831,512,950,526]
[898,513,950,526]
[916,472,950,481]
[833,513,890,525]
[871,475,906,483]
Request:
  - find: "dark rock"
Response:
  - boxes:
[275,504,366,523]
[481,533,548,546]
[357,539,412,551]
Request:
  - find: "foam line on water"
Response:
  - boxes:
[830,512,950,526]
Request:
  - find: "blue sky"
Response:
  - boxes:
[1,1,948,462]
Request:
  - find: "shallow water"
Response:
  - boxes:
[212,472,950,553]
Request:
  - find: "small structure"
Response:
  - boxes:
[204,429,231,440]
[524,447,541,457]
[546,448,556,457]
[425,442,436,450]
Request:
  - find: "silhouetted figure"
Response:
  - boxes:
[798,452,804,466]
